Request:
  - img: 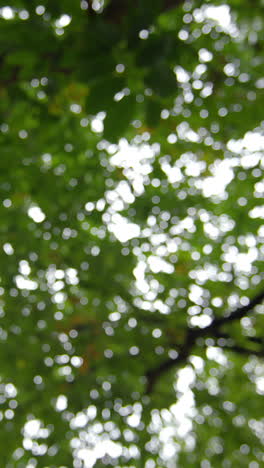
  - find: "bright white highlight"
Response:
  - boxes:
[24,419,41,438]
[202,160,234,198]
[28,206,46,223]
[3,243,14,255]
[0,7,14,19]
[91,117,104,133]
[15,275,38,290]
[108,214,140,242]
[110,139,158,195]
[77,440,123,467]
[56,395,68,411]
[55,14,71,28]
[228,131,264,153]
[171,366,196,437]
[148,255,174,274]
[205,5,231,30]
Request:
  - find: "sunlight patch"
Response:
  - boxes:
[0,6,14,19]
[28,205,46,223]
[148,255,174,274]
[202,160,234,198]
[55,14,71,28]
[108,214,140,242]
[15,275,38,290]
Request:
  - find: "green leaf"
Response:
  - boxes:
[103,94,137,141]
[145,62,177,97]
[85,75,126,114]
[145,97,162,128]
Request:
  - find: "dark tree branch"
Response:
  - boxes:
[200,289,264,335]
[204,329,264,346]
[146,336,192,394]
[247,336,264,345]
[145,289,264,393]
[223,344,264,358]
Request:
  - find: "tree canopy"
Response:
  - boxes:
[0,0,264,466]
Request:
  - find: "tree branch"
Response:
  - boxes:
[145,288,264,393]
[202,289,264,333]
[146,341,191,394]
[223,344,264,358]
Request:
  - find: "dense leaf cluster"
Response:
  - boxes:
[0,1,264,467]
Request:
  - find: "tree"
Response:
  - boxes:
[0,0,264,466]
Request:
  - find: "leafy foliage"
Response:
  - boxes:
[0,0,264,467]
